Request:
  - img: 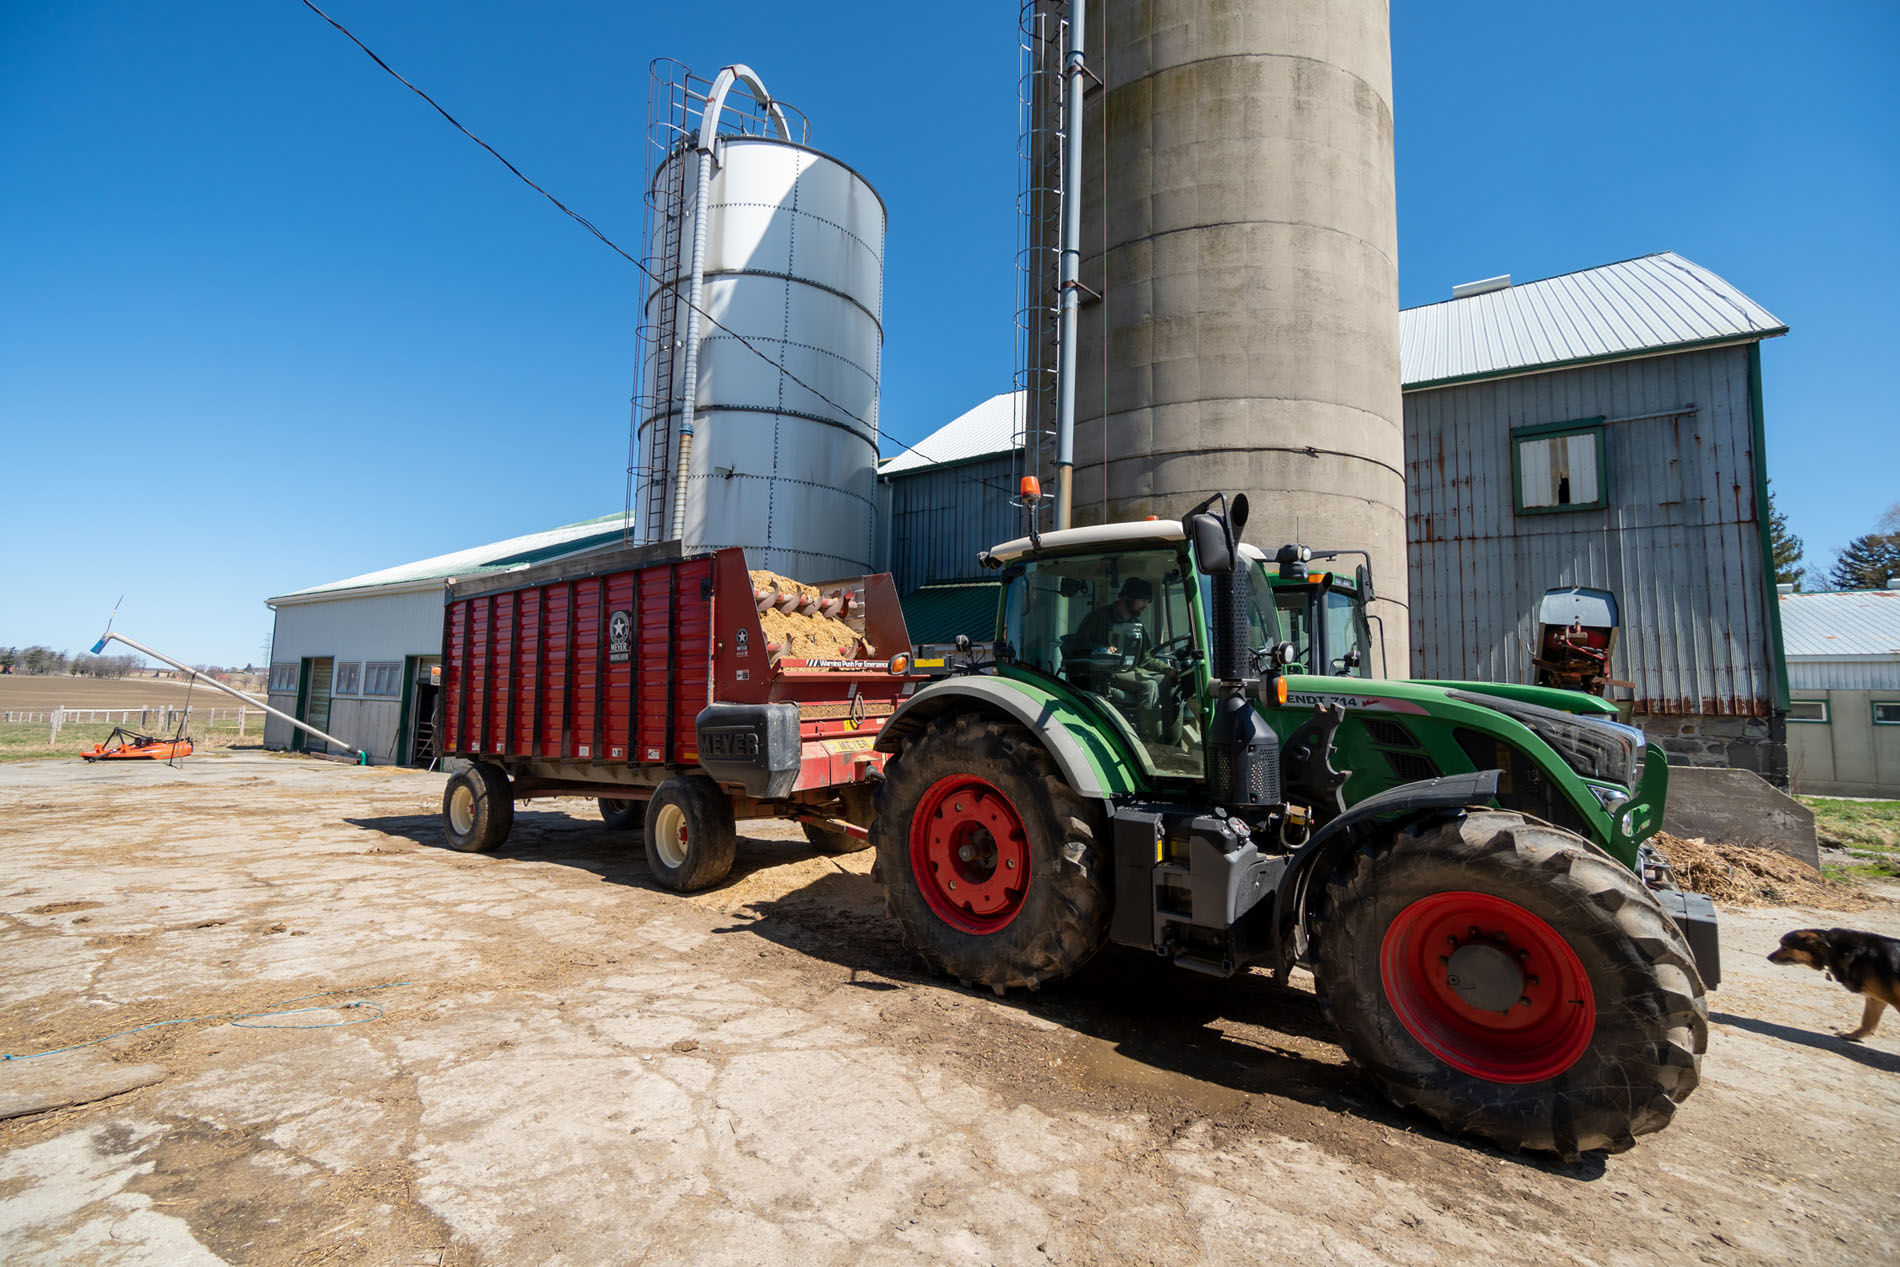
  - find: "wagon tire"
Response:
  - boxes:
[643,776,737,892]
[598,797,645,835]
[1310,809,1707,1160]
[441,763,514,853]
[871,713,1109,992]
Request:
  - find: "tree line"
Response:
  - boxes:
[0,647,144,677]
[0,647,260,678]
[1769,492,1899,592]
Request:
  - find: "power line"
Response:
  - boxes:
[296,0,991,487]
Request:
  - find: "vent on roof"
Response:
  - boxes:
[1888,577,1900,590]
[1776,583,1795,595]
[1451,274,1512,299]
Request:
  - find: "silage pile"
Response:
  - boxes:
[750,569,864,661]
[1649,831,1875,911]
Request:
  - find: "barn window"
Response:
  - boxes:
[1513,419,1606,514]
[1875,702,1900,726]
[268,662,299,693]
[333,661,362,696]
[1787,698,1829,723]
[363,662,403,697]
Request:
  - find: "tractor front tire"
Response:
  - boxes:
[442,763,514,853]
[642,776,737,892]
[871,713,1109,992]
[1311,809,1707,1159]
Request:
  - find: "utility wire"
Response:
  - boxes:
[297,0,993,487]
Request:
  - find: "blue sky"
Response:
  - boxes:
[3,1,1895,664]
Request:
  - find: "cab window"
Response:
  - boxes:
[1323,588,1371,677]
[1001,547,1202,777]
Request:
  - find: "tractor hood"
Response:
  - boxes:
[1409,679,1620,717]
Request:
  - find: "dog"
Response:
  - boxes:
[1768,928,1900,1041]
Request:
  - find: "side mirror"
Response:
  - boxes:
[1355,562,1375,603]
[1187,512,1233,575]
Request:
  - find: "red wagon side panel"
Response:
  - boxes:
[540,583,571,759]
[634,563,672,763]
[444,600,467,753]
[602,572,635,761]
[674,557,713,762]
[571,578,602,761]
[488,593,515,756]
[511,589,539,756]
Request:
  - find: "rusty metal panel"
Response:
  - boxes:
[1405,343,1774,716]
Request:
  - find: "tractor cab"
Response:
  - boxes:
[1266,545,1378,678]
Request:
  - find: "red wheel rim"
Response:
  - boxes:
[909,775,1031,934]
[1380,891,1596,1084]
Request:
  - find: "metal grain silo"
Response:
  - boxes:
[632,63,885,579]
[1058,0,1410,664]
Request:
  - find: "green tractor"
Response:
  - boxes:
[871,495,1713,1159]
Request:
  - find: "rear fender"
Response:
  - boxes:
[1271,770,1502,977]
[876,677,1143,800]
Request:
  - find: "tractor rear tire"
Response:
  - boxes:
[442,763,514,853]
[1311,809,1707,1160]
[871,713,1109,992]
[803,821,870,855]
[642,776,737,892]
[598,797,645,834]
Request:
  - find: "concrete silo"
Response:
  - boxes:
[1065,0,1409,664]
[633,63,885,579]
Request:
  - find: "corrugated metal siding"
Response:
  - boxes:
[1400,253,1786,388]
[1789,661,1900,691]
[1406,343,1774,716]
[1779,590,1900,657]
[884,454,1021,594]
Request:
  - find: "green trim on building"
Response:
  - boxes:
[1510,418,1609,515]
[1749,343,1791,712]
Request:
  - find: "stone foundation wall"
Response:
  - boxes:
[1634,712,1788,789]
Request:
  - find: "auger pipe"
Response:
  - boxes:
[89,631,365,759]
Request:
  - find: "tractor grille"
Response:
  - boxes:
[1384,750,1440,784]
[1363,718,1419,749]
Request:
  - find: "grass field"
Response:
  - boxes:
[0,674,266,710]
[0,716,262,763]
[1802,795,1900,882]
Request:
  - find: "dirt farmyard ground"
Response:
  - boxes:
[1,752,1897,1265]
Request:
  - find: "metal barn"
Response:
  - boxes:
[1779,588,1900,797]
[263,514,629,765]
[1402,253,1790,779]
[879,253,1793,780]
[878,391,1024,601]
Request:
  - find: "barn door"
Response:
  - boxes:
[299,657,334,753]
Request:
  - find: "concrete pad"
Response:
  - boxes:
[0,752,1896,1265]
[0,1056,167,1121]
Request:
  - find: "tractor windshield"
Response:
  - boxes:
[1269,570,1372,677]
[1000,545,1203,778]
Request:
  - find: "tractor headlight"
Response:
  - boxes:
[1586,783,1630,814]
[1447,691,1645,791]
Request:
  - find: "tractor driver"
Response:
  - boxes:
[1072,577,1174,714]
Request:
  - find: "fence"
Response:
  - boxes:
[1,707,264,744]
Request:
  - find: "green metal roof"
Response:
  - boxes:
[901,579,1001,645]
[268,513,633,603]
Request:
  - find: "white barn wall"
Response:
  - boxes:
[265,585,448,763]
